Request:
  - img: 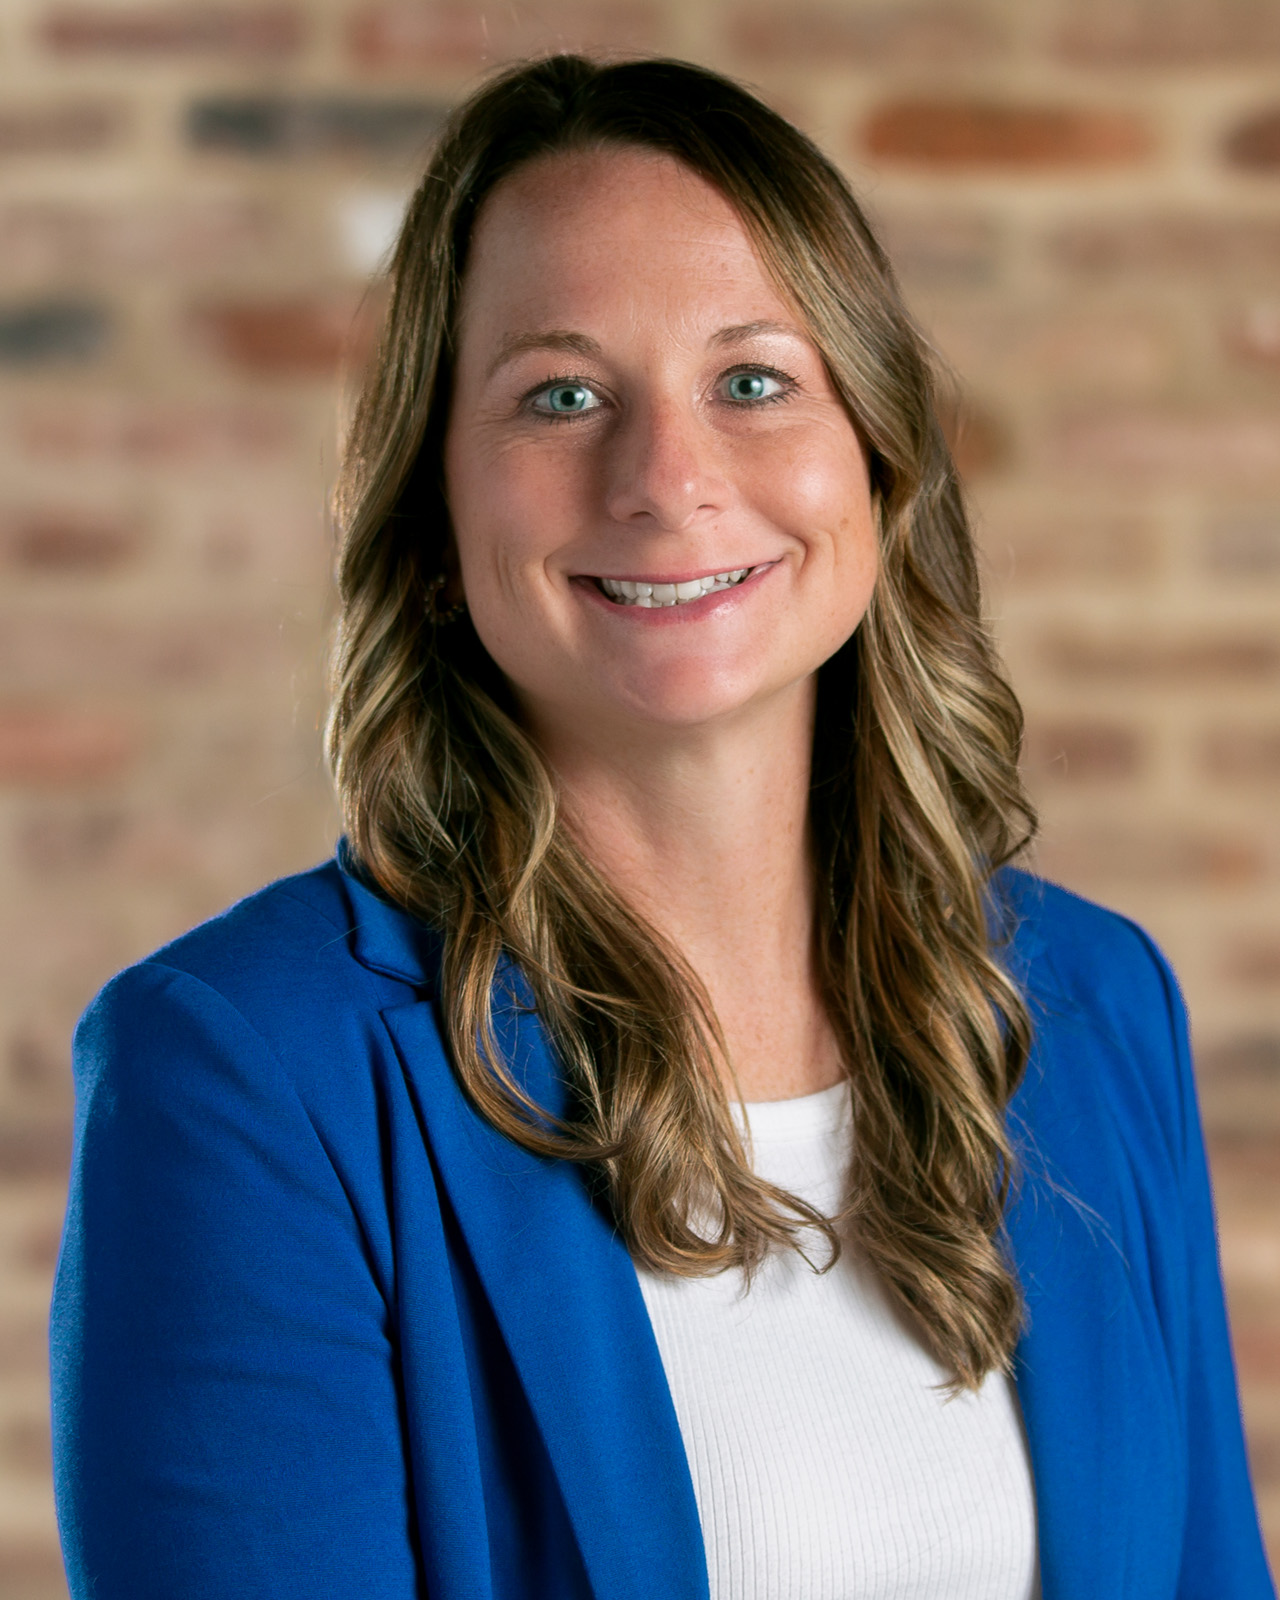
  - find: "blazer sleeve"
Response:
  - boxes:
[50,960,424,1599]
[1135,931,1276,1597]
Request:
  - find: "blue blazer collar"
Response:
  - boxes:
[337,837,443,988]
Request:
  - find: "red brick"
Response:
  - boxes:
[348,1,663,70]
[872,209,1004,288]
[1056,0,1280,64]
[1202,511,1280,578]
[936,393,1009,478]
[1049,216,1280,283]
[1245,1428,1280,1486]
[0,1418,52,1476]
[0,1122,71,1179]
[1042,629,1280,685]
[1226,108,1280,171]
[0,197,284,279]
[0,507,141,572]
[1224,302,1280,368]
[1197,1036,1280,1137]
[20,806,128,872]
[190,292,372,377]
[0,1322,50,1377]
[15,399,296,462]
[1035,825,1265,889]
[0,614,286,689]
[16,1213,64,1274]
[864,100,1150,169]
[1202,1035,1280,1081]
[0,704,140,783]
[1208,1130,1280,1185]
[979,509,1159,585]
[1044,408,1280,484]
[0,100,122,156]
[928,306,1171,395]
[41,4,304,57]
[188,93,447,158]
[1234,1325,1280,1381]
[1224,939,1280,988]
[8,1028,71,1104]
[16,797,314,887]
[192,497,329,580]
[1201,726,1280,780]
[0,1542,67,1591]
[0,896,142,997]
[727,3,999,64]
[1022,719,1144,781]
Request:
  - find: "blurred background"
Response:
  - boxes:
[1,0,1278,1592]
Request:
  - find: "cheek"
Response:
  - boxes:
[445,442,590,692]
[835,487,880,571]
[754,413,867,504]
[782,446,879,638]
[756,435,877,568]
[449,439,587,583]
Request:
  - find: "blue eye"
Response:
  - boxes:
[723,371,785,403]
[533,382,600,415]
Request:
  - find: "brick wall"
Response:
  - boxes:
[1,0,1277,1590]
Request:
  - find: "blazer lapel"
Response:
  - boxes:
[380,989,709,1600]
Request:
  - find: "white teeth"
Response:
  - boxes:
[597,566,758,606]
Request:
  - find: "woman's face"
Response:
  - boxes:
[443,146,879,744]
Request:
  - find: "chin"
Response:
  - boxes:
[621,698,747,730]
[602,663,776,731]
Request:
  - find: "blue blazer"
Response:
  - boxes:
[51,848,1274,1599]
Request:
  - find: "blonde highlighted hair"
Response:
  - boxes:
[328,54,1037,1389]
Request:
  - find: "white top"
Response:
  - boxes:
[635,1079,1041,1600]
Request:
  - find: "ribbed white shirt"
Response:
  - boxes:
[636,1079,1041,1600]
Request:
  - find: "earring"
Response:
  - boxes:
[426,572,466,626]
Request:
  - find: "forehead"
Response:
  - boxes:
[455,146,795,342]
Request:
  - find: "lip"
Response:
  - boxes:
[577,563,772,587]
[571,559,781,620]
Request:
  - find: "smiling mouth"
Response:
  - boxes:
[593,565,766,607]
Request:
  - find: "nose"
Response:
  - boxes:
[602,397,728,531]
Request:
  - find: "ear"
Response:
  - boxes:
[425,534,467,624]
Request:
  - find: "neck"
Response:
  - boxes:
[528,682,846,1101]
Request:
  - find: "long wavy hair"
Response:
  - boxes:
[328,54,1037,1389]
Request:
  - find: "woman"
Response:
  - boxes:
[51,54,1272,1600]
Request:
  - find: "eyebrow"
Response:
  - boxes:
[708,320,806,348]
[485,330,601,381]
[484,320,807,382]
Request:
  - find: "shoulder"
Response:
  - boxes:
[75,858,435,1117]
[996,864,1185,1041]
[122,856,364,998]
[995,865,1195,1175]
[61,863,436,1384]
[86,858,367,1025]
